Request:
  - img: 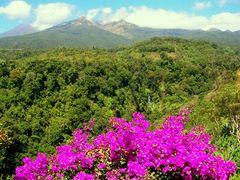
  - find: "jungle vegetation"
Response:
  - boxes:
[0,37,239,178]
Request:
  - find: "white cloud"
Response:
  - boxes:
[209,12,240,30]
[102,7,129,22]
[219,0,228,6]
[194,2,212,10]
[32,3,74,30]
[99,6,209,30]
[86,9,100,20]
[86,7,112,20]
[0,1,31,19]
[92,6,240,31]
[101,7,112,15]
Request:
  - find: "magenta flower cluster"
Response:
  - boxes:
[15,110,236,180]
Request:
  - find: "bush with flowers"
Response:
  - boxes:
[15,109,236,180]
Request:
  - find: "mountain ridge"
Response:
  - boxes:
[0,17,239,49]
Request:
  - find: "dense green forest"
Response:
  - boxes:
[0,37,239,178]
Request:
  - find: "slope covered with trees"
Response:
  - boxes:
[0,38,239,178]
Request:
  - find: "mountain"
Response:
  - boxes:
[53,17,102,30]
[102,20,139,39]
[0,18,240,49]
[235,30,240,35]
[181,30,240,46]
[103,20,240,46]
[0,17,131,49]
[207,28,222,32]
[0,24,37,38]
[103,21,189,40]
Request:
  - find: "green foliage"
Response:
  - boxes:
[0,123,12,177]
[214,136,240,175]
[0,38,239,177]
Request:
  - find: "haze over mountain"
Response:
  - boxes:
[0,24,37,38]
[0,17,240,49]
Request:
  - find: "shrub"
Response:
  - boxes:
[15,109,236,180]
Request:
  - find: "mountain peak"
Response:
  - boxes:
[105,20,138,28]
[224,29,232,33]
[78,16,88,21]
[50,17,100,31]
[102,20,138,38]
[117,19,131,24]
[207,28,221,32]
[71,16,97,26]
[76,16,92,23]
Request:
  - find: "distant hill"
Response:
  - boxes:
[0,18,239,49]
[0,24,37,38]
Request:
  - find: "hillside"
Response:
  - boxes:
[104,20,240,46]
[0,18,131,49]
[0,38,239,177]
[0,18,240,49]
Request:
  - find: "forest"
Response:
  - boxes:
[0,37,239,179]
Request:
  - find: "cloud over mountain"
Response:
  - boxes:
[32,3,74,30]
[90,6,240,31]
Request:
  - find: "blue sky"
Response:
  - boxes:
[0,0,240,33]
